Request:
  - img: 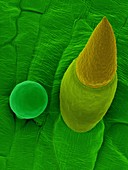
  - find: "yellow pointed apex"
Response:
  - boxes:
[101,16,112,29]
[76,17,117,88]
[102,16,108,21]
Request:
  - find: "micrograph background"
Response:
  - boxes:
[0,0,128,169]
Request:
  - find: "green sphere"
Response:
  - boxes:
[9,81,48,119]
